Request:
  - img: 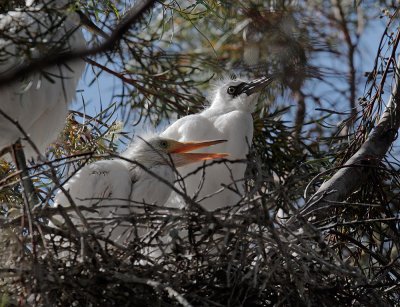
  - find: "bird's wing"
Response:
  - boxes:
[53,159,138,242]
[202,110,254,207]
[0,9,86,156]
[213,110,254,158]
[54,159,133,218]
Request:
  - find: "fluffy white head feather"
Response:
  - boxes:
[211,77,260,112]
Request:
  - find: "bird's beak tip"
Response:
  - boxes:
[242,76,274,96]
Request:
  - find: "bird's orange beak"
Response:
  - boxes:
[169,139,227,154]
[168,139,228,166]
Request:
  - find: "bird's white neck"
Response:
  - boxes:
[121,146,169,170]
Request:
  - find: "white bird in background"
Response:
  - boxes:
[53,136,228,243]
[162,76,273,210]
[0,0,86,159]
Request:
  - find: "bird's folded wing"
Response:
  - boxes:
[54,159,133,220]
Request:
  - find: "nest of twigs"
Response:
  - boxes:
[1,194,396,307]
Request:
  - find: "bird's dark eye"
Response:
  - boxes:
[159,140,168,148]
[227,86,236,95]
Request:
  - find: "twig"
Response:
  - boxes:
[11,141,38,261]
[112,272,193,307]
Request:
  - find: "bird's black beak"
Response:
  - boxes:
[237,76,274,96]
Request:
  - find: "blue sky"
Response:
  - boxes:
[71,8,391,151]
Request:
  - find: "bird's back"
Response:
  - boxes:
[54,160,133,217]
[54,158,176,243]
[54,159,134,240]
[0,7,86,158]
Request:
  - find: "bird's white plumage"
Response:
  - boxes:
[54,138,175,243]
[53,136,227,243]
[54,159,174,242]
[162,76,269,210]
[0,2,85,158]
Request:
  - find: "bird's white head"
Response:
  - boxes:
[209,76,273,113]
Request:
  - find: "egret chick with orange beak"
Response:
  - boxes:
[53,136,228,242]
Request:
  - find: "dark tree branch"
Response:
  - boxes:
[335,0,358,123]
[0,107,41,206]
[293,90,306,139]
[0,0,158,88]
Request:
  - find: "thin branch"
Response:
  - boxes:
[293,90,306,139]
[112,272,193,307]
[334,0,358,123]
[11,142,38,262]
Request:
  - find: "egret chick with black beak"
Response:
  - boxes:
[162,76,274,210]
